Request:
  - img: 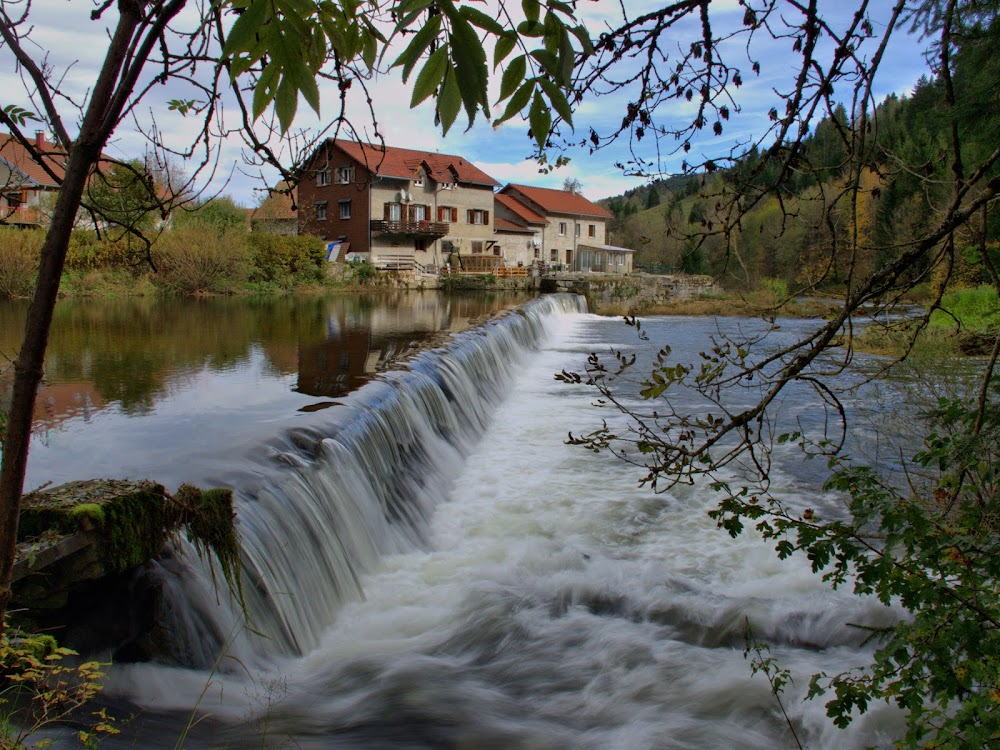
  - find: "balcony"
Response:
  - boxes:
[0,204,42,226]
[370,219,448,238]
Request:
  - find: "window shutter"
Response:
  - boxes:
[438,206,446,221]
[384,203,391,220]
[467,209,473,223]
[451,207,458,222]
[484,210,489,225]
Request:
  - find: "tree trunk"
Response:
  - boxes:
[0,3,150,629]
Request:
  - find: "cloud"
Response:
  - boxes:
[0,0,933,207]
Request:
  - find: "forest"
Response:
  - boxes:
[603,17,999,297]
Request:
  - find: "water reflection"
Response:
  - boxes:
[0,291,533,433]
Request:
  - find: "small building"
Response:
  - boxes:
[492,193,547,268]
[495,184,616,271]
[573,243,635,274]
[250,182,297,235]
[0,131,65,227]
[296,139,500,270]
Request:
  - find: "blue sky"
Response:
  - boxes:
[0,1,932,206]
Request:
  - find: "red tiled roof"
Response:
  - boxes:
[251,182,297,221]
[501,183,613,219]
[494,216,533,233]
[495,192,547,225]
[330,140,500,188]
[0,132,67,188]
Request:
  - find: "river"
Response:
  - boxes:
[3,292,909,748]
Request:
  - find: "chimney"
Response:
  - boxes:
[34,131,46,148]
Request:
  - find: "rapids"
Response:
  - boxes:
[85,296,904,748]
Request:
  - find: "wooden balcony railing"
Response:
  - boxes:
[0,205,42,225]
[370,219,448,237]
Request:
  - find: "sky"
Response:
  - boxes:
[0,1,933,206]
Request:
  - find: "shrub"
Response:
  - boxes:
[152,224,252,294]
[0,227,41,299]
[248,233,327,284]
[65,230,137,270]
[930,285,1000,333]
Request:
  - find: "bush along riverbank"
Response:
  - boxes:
[0,226,341,298]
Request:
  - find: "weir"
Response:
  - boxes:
[161,293,587,666]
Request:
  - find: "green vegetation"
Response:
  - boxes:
[0,226,330,298]
[930,285,1000,334]
[16,479,240,598]
[1,623,118,747]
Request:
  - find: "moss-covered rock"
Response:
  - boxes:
[19,479,172,574]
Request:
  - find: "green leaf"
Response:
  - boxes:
[530,49,560,78]
[391,14,443,81]
[252,62,281,120]
[459,5,505,36]
[498,55,527,103]
[438,64,462,135]
[570,24,595,56]
[557,26,575,84]
[223,0,269,58]
[411,46,448,108]
[299,66,322,115]
[537,77,572,127]
[361,27,378,70]
[275,76,298,134]
[522,0,540,23]
[528,90,551,151]
[493,79,534,126]
[449,13,489,125]
[493,33,517,68]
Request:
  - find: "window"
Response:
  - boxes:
[415,238,428,252]
[440,182,453,190]
[471,241,484,254]
[493,244,501,256]
[534,247,540,259]
[414,170,425,187]
[559,222,567,236]
[575,223,581,237]
[339,200,351,219]
[315,201,328,221]
[588,224,596,237]
[411,204,427,222]
[336,166,354,184]
[317,168,331,187]
[467,208,489,225]
[386,202,402,221]
[438,206,458,222]
[550,248,558,261]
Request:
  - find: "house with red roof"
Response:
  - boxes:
[250,181,297,235]
[495,184,633,274]
[0,131,66,226]
[297,139,500,270]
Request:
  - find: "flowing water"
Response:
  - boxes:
[7,293,909,748]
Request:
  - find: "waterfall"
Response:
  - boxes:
[162,294,586,666]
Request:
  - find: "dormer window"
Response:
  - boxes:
[440,182,453,190]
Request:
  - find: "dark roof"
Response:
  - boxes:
[328,140,500,188]
[501,183,613,219]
